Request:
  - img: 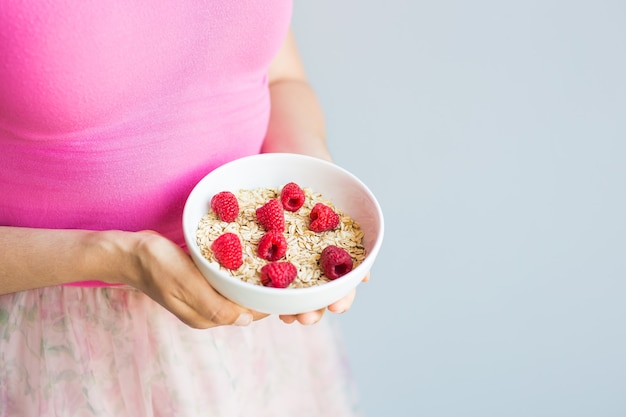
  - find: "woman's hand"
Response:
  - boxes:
[116,230,267,329]
[278,273,369,325]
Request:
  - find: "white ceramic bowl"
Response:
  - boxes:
[182,153,384,315]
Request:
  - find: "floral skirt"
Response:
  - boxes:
[0,286,360,417]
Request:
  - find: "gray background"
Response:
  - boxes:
[292,1,626,416]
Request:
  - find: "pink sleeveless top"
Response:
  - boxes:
[0,1,292,285]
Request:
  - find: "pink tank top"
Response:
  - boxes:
[0,1,292,285]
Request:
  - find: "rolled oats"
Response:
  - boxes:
[196,186,366,288]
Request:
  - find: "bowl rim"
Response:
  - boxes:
[182,152,385,297]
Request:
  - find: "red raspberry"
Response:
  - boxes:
[257,230,288,261]
[309,203,340,232]
[260,261,297,288]
[256,198,285,231]
[210,233,243,270]
[280,182,305,212]
[210,191,239,222]
[319,245,353,280]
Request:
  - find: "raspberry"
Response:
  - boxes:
[280,182,305,212]
[319,245,353,280]
[210,191,239,222]
[260,261,297,288]
[309,203,340,232]
[256,198,285,231]
[257,230,288,261]
[210,233,243,270]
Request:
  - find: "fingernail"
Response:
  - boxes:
[234,313,253,327]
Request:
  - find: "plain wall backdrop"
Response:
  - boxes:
[292,1,626,416]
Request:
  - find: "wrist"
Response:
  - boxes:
[261,134,332,162]
[83,230,140,286]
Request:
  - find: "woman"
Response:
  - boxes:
[0,1,365,415]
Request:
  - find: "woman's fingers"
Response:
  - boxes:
[159,278,268,329]
[142,272,247,329]
[326,272,369,314]
[327,288,357,314]
[277,272,371,325]
[279,308,325,325]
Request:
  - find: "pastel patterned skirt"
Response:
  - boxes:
[0,286,360,417]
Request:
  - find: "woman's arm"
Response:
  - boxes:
[0,226,261,328]
[262,30,367,324]
[262,29,331,161]
[0,227,122,293]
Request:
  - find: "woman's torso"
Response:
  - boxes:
[0,0,292,247]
